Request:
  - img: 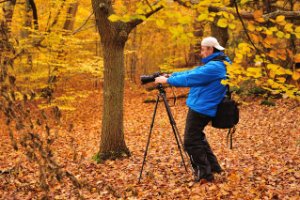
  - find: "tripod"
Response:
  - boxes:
[138,84,192,183]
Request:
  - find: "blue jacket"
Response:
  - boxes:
[167,52,231,117]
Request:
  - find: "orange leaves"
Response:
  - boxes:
[267,49,287,61]
[253,10,265,23]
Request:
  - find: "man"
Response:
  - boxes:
[155,36,231,182]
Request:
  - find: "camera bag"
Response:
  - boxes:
[210,55,239,129]
[212,86,239,129]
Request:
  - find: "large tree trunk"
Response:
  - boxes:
[92,0,130,161]
[100,41,129,159]
[92,0,162,161]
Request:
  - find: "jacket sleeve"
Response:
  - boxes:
[167,62,226,87]
[171,69,193,77]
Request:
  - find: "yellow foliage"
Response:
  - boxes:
[247,23,256,32]
[246,67,262,78]
[253,10,265,23]
[197,13,208,22]
[294,54,300,62]
[275,15,286,26]
[217,18,228,28]
[292,72,300,81]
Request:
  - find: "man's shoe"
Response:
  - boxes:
[211,166,223,174]
[193,167,214,183]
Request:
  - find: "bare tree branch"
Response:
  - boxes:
[209,6,300,21]
[0,0,10,3]
[233,0,259,51]
[28,0,38,30]
[173,0,190,8]
[173,1,300,20]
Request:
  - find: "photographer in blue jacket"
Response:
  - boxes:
[155,36,231,183]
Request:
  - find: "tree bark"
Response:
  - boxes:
[92,0,130,160]
[100,41,129,159]
[91,0,162,160]
[63,1,78,30]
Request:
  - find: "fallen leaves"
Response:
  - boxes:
[1,77,300,199]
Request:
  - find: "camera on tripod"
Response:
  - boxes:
[140,72,161,85]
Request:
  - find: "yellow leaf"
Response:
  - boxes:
[197,13,208,21]
[108,14,120,22]
[295,27,300,33]
[276,77,286,83]
[228,23,236,30]
[276,15,285,24]
[253,10,265,22]
[276,31,284,38]
[250,33,260,43]
[292,71,300,80]
[294,54,300,62]
[253,10,263,19]
[156,19,165,27]
[284,23,293,32]
[256,26,263,31]
[248,23,255,31]
[268,50,277,59]
[285,33,291,39]
[217,18,228,28]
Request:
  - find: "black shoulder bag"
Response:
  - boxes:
[212,86,239,129]
[210,55,239,149]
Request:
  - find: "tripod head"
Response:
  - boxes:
[156,83,166,95]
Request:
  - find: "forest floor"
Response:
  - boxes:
[0,74,300,199]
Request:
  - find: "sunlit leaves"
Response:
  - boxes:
[275,15,286,26]
[292,71,300,81]
[253,10,265,23]
[217,18,228,28]
[197,13,208,22]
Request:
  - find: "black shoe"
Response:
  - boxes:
[211,166,223,174]
[193,167,214,183]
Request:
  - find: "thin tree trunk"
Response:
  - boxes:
[211,16,229,48]
[63,1,78,30]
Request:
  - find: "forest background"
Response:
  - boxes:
[0,0,300,199]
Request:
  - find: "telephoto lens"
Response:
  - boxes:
[140,72,161,85]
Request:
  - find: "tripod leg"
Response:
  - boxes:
[138,95,160,183]
[160,93,190,172]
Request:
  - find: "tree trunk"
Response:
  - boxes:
[211,16,229,48]
[92,0,130,161]
[91,0,162,161]
[99,41,129,159]
[63,1,79,30]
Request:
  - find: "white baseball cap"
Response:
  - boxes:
[201,36,225,51]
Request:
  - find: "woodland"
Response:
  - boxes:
[0,0,300,199]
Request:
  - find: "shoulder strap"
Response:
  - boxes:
[211,55,231,98]
[211,55,227,62]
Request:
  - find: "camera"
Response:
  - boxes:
[140,72,161,85]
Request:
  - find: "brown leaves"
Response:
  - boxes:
[1,82,300,199]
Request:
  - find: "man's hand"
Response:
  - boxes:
[155,76,168,84]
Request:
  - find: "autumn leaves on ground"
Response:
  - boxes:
[0,75,300,199]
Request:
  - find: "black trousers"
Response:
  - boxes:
[184,108,221,177]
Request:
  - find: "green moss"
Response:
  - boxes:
[93,148,131,163]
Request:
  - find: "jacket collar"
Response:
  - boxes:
[201,52,224,64]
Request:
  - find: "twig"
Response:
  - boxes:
[0,0,10,3]
[0,166,16,175]
[233,0,259,52]
[144,0,154,11]
[73,10,95,35]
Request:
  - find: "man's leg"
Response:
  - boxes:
[202,136,223,173]
[183,109,213,181]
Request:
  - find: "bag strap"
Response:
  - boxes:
[211,55,232,99]
[211,55,227,62]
